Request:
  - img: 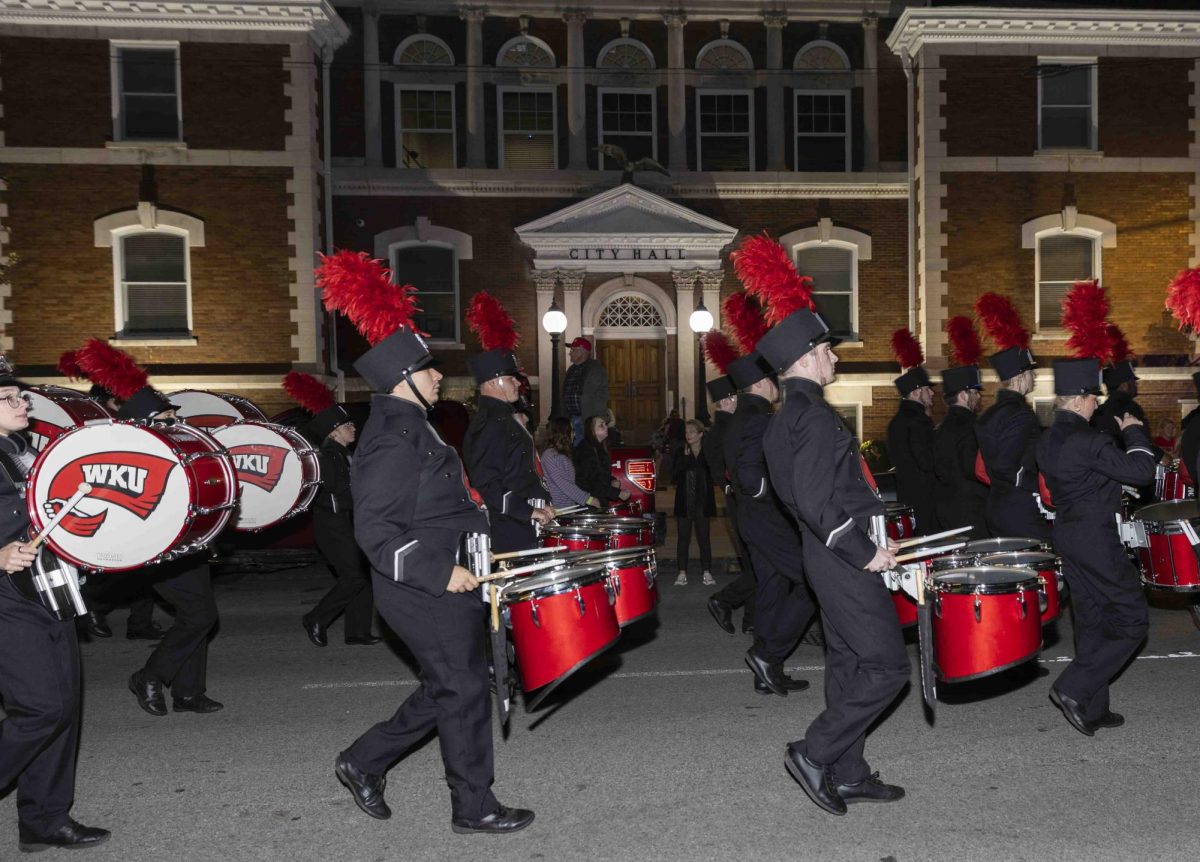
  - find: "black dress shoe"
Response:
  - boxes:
[1049,687,1096,737]
[345,635,382,646]
[836,772,906,804]
[1095,710,1125,729]
[302,615,328,647]
[173,694,224,714]
[128,669,167,717]
[779,672,810,693]
[335,753,391,820]
[784,743,846,816]
[745,648,787,697]
[741,621,755,635]
[80,611,112,639]
[450,804,535,835]
[707,597,735,634]
[754,678,775,695]
[126,622,166,641]
[18,818,110,852]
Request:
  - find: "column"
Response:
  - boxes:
[559,268,586,341]
[863,15,880,172]
[672,269,697,419]
[565,10,589,170]
[698,269,723,415]
[764,12,787,172]
[533,269,560,423]
[363,2,382,167]
[664,12,688,172]
[460,6,487,168]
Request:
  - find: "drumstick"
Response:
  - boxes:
[27,483,92,552]
[894,542,967,564]
[477,557,569,583]
[489,583,500,631]
[491,545,568,562]
[895,526,974,550]
[553,504,589,516]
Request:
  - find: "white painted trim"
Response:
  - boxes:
[377,222,472,345]
[496,85,558,170]
[582,277,678,334]
[596,87,657,167]
[695,39,753,71]
[596,37,655,70]
[495,34,557,68]
[1031,227,1104,332]
[106,224,194,337]
[788,238,860,339]
[1037,57,1098,152]
[392,33,455,66]
[110,40,182,144]
[394,84,457,169]
[779,224,872,259]
[111,336,198,346]
[794,87,852,173]
[1021,213,1116,249]
[695,89,755,172]
[94,208,205,247]
[793,39,851,71]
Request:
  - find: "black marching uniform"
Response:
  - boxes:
[886,399,938,533]
[976,389,1052,542]
[705,405,756,630]
[464,396,548,554]
[933,405,989,536]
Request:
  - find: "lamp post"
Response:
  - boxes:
[542,298,568,420]
[689,300,714,424]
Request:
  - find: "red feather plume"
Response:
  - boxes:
[315,250,424,346]
[466,291,519,352]
[74,338,147,401]
[57,350,83,380]
[1062,279,1112,362]
[702,331,740,376]
[1106,323,1132,364]
[1166,266,1200,333]
[722,291,769,352]
[975,293,1030,350]
[947,316,984,367]
[282,371,335,414]
[890,328,924,369]
[730,233,815,325]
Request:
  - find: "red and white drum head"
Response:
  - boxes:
[25,386,112,451]
[171,390,267,430]
[211,421,319,531]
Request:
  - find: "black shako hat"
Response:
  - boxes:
[727,353,774,390]
[894,366,932,397]
[354,328,436,393]
[989,346,1036,380]
[756,310,840,373]
[942,365,983,397]
[311,405,352,439]
[1103,359,1138,392]
[706,375,736,402]
[116,386,179,420]
[1052,358,1103,396]
[468,349,521,385]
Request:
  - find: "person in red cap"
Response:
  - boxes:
[563,336,608,446]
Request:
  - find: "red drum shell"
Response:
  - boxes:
[502,566,620,692]
[558,515,654,547]
[885,503,917,541]
[598,551,658,627]
[1155,463,1192,502]
[170,390,267,431]
[1133,501,1200,591]
[891,591,918,628]
[978,551,1064,623]
[604,499,643,518]
[961,537,1043,556]
[25,386,112,450]
[210,421,320,532]
[931,567,1043,682]
[539,527,608,553]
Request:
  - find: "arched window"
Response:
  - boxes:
[597,38,654,70]
[496,35,556,68]
[598,294,665,328]
[376,219,473,344]
[782,224,872,339]
[793,40,851,71]
[1021,213,1115,331]
[695,39,753,71]
[392,34,454,66]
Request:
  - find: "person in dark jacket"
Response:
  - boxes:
[671,420,716,586]
[886,366,938,534]
[0,359,110,853]
[573,415,629,508]
[1037,358,1157,736]
[301,407,378,647]
[976,346,1052,542]
[1093,360,1159,505]
[933,365,989,537]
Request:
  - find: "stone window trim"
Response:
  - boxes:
[794,89,852,173]
[394,84,457,169]
[793,40,852,71]
[109,39,183,145]
[597,87,657,167]
[1026,218,1113,336]
[596,38,655,70]
[781,224,871,344]
[1036,56,1099,153]
[695,39,753,71]
[497,85,558,170]
[374,219,473,347]
[582,278,678,337]
[695,89,754,172]
[496,35,557,68]
[393,34,455,66]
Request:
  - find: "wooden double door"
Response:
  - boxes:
[595,338,666,445]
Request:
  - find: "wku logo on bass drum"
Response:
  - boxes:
[228,444,288,492]
[28,419,66,453]
[44,452,178,537]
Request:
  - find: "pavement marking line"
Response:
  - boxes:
[301,651,1200,690]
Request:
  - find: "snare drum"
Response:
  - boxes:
[885,503,917,541]
[588,548,659,627]
[1131,500,1200,591]
[1155,462,1193,502]
[539,526,608,553]
[961,537,1043,556]
[24,386,112,451]
[931,566,1043,682]
[26,420,238,572]
[501,563,620,693]
[929,553,979,573]
[979,551,1064,624]
[557,515,654,549]
[171,390,267,430]
[891,592,918,628]
[603,499,643,518]
[210,421,320,531]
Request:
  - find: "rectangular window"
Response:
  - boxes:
[396,87,455,168]
[696,91,752,171]
[795,245,856,336]
[119,232,190,335]
[598,89,656,169]
[1038,59,1096,150]
[499,88,556,169]
[112,43,180,141]
[831,403,861,439]
[1037,233,1096,329]
[393,243,458,343]
[794,91,850,171]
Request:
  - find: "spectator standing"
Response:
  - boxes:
[574,416,629,507]
[672,420,716,586]
[1153,417,1178,458]
[562,337,608,446]
[540,418,601,510]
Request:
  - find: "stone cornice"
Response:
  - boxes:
[888,7,1200,57]
[0,0,350,48]
[358,0,890,23]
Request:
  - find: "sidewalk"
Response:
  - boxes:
[653,485,740,574]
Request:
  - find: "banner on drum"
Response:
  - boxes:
[227,444,288,492]
[44,451,177,536]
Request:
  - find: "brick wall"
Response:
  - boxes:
[943,56,1037,158]
[1098,57,1194,158]
[181,43,289,151]
[877,24,908,165]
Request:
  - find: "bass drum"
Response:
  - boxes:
[26,421,238,572]
[24,386,112,451]
[210,421,320,531]
[171,390,267,431]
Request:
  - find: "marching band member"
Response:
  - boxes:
[933,363,989,538]
[0,357,110,852]
[317,251,534,834]
[886,329,938,534]
[1036,358,1156,735]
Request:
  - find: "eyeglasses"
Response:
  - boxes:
[1,394,30,409]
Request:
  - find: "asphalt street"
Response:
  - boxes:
[2,549,1199,862]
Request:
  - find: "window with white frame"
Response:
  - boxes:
[496,36,556,68]
[1036,231,1099,329]
[598,89,655,168]
[1038,59,1096,150]
[396,87,455,168]
[597,38,654,70]
[795,91,850,171]
[111,42,180,141]
[499,88,556,169]
[392,243,458,342]
[117,231,191,335]
[795,243,856,335]
[697,91,752,171]
[393,34,454,66]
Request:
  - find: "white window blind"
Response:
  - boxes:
[501,90,555,169]
[121,232,189,334]
[795,245,854,334]
[1038,233,1095,328]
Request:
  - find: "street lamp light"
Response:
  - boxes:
[689,300,714,424]
[542,298,568,420]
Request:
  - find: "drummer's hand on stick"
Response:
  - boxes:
[887,538,900,553]
[865,546,897,573]
[531,507,554,526]
[1116,413,1142,430]
[0,540,37,574]
[446,565,480,593]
